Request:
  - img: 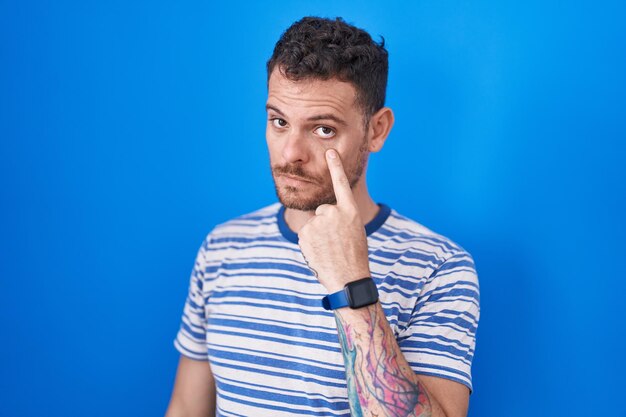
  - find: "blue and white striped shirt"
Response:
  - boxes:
[175,203,480,416]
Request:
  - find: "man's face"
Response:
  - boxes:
[266,69,370,211]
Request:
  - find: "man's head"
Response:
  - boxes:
[266,17,393,211]
[267,17,388,125]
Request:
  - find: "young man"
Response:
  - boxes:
[166,17,479,417]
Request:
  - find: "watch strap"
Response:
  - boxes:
[322,288,349,310]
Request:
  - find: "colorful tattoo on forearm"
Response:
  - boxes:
[336,319,365,416]
[335,306,432,417]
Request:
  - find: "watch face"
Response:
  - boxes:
[347,278,379,309]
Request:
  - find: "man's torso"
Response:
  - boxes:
[175,203,479,416]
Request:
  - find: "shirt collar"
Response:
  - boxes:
[277,203,391,244]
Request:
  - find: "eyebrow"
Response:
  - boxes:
[266,104,347,126]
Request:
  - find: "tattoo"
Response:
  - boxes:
[335,306,432,417]
[302,257,319,278]
[336,319,365,416]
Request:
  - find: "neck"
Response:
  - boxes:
[283,179,379,234]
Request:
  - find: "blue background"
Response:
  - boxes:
[1,1,625,416]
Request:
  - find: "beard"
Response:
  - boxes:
[270,138,369,211]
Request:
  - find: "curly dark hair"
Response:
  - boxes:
[267,16,388,124]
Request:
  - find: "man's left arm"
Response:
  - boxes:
[334,301,469,417]
[298,149,471,417]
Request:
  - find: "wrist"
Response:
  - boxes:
[322,277,379,311]
[320,268,371,294]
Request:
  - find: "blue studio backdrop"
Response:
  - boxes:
[1,1,625,416]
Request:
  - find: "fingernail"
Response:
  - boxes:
[327,149,337,159]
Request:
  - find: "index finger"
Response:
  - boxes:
[325,149,357,207]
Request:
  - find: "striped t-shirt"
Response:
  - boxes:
[174,203,480,416]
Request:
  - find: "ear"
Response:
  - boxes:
[367,107,394,153]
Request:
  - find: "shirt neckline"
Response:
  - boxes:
[277,203,391,244]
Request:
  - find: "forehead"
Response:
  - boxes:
[266,69,360,118]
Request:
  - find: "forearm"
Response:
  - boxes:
[335,302,446,417]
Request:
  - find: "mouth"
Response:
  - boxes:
[278,173,314,186]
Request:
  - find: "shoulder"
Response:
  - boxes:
[199,202,283,251]
[383,211,479,311]
[210,203,281,235]
[376,208,474,269]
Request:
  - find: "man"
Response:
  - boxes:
[166,16,479,417]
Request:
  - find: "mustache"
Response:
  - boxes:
[272,164,323,183]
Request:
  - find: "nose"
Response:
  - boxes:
[281,130,311,164]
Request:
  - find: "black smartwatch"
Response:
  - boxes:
[322,277,379,310]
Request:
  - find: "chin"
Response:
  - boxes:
[275,185,336,211]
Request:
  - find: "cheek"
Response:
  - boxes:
[336,145,355,166]
[265,124,274,145]
[338,142,366,172]
[266,131,280,161]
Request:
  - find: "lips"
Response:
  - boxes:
[283,174,309,181]
[279,173,314,185]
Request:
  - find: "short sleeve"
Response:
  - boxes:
[397,250,480,392]
[173,238,210,361]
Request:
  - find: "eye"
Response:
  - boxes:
[271,118,288,128]
[314,126,336,139]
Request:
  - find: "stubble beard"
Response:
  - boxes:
[271,139,369,211]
